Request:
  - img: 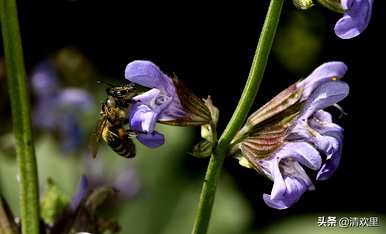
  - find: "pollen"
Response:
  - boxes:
[331,77,337,81]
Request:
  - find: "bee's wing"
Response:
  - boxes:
[89,116,108,158]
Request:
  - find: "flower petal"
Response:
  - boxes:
[309,110,344,139]
[31,60,59,97]
[310,111,344,180]
[316,151,342,181]
[133,87,184,123]
[32,98,59,130]
[134,88,173,113]
[258,143,317,208]
[335,0,373,39]
[263,176,308,209]
[316,136,340,160]
[297,62,347,101]
[269,158,286,200]
[300,81,349,120]
[58,113,82,152]
[132,88,161,104]
[70,175,89,211]
[341,0,355,10]
[136,131,165,148]
[310,109,332,123]
[288,114,343,181]
[129,90,173,133]
[263,160,313,209]
[125,60,174,94]
[113,168,141,198]
[158,100,186,121]
[129,103,158,133]
[275,142,322,170]
[58,88,94,111]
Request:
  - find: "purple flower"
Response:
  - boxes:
[233,62,349,209]
[70,175,89,212]
[125,60,211,148]
[335,0,373,39]
[113,169,141,198]
[83,156,141,199]
[31,60,95,153]
[50,175,120,233]
[260,142,320,209]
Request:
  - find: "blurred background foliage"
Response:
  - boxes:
[273,9,325,75]
[1,48,254,233]
[1,0,385,233]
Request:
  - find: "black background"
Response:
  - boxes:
[2,0,386,231]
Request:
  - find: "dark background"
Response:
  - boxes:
[2,0,386,231]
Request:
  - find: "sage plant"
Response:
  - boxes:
[0,0,375,233]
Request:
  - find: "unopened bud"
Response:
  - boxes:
[317,0,344,13]
[192,96,219,158]
[40,178,69,225]
[292,0,314,10]
[237,156,253,169]
[191,140,213,158]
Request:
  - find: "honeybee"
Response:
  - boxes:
[91,83,145,158]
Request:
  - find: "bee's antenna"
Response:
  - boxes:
[97,80,115,87]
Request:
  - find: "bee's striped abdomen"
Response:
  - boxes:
[103,126,136,158]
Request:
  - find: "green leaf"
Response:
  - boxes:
[40,178,70,225]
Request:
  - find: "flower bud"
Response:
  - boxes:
[317,0,344,13]
[192,139,213,158]
[40,178,69,225]
[192,96,219,158]
[292,0,314,10]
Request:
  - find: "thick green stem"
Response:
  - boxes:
[0,0,40,234]
[191,0,284,233]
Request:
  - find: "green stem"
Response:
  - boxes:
[191,0,284,233]
[0,0,40,234]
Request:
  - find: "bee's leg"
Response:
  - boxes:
[107,129,119,141]
[125,129,148,137]
[120,98,139,108]
[126,129,139,137]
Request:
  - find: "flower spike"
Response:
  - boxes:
[231,62,349,209]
